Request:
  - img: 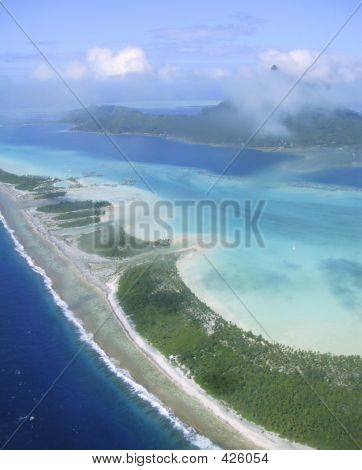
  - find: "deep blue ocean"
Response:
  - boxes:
[0,123,294,178]
[0,121,361,449]
[0,222,195,450]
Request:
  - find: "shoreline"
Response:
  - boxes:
[106,278,306,450]
[0,183,307,450]
[67,125,305,154]
[67,125,351,155]
[0,210,214,450]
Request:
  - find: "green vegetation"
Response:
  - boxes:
[284,108,362,146]
[66,103,362,147]
[78,224,171,258]
[118,256,362,450]
[0,168,65,198]
[34,191,67,200]
[153,238,171,248]
[78,226,153,258]
[58,216,100,228]
[53,208,104,220]
[36,200,110,229]
[35,199,110,229]
[0,168,49,191]
[37,200,110,213]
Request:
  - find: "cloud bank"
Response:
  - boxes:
[87,46,151,78]
[260,49,362,84]
[3,39,361,115]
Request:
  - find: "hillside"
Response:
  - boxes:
[65,102,362,148]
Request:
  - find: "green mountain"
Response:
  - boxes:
[65,102,362,148]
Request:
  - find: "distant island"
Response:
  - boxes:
[65,102,362,147]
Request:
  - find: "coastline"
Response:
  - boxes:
[106,279,308,450]
[0,183,306,450]
[67,125,302,154]
[68,126,351,158]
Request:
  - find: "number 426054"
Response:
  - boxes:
[221,452,269,464]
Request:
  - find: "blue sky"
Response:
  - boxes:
[0,0,361,108]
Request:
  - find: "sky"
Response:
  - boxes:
[0,0,361,110]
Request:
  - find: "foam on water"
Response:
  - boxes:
[0,212,216,450]
[1,128,361,355]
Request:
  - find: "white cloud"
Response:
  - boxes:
[204,68,230,79]
[260,49,362,84]
[87,46,151,78]
[32,60,87,81]
[158,65,180,80]
[64,60,87,79]
[32,62,54,81]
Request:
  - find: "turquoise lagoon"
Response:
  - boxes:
[0,123,361,355]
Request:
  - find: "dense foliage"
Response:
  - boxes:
[35,199,110,229]
[34,191,67,200]
[53,209,104,220]
[0,169,49,191]
[66,103,362,147]
[118,256,362,450]
[58,216,100,228]
[37,200,110,213]
[78,223,171,258]
[78,226,153,258]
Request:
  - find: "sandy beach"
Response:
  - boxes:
[0,182,308,450]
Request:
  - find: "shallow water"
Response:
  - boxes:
[0,123,361,354]
[0,220,200,450]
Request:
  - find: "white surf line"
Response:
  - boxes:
[106,276,308,450]
[23,194,304,449]
[0,210,216,450]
